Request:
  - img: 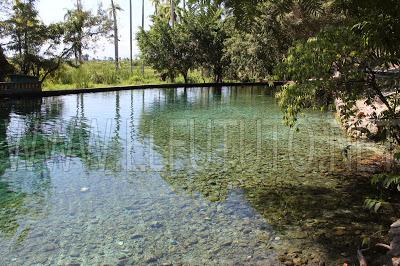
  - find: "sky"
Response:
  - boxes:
[36,0,156,59]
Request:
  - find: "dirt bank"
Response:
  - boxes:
[335,97,389,140]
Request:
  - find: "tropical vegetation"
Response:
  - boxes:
[1,0,399,219]
[1,0,400,264]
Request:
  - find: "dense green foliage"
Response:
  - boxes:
[0,45,13,81]
[268,0,400,213]
[275,1,400,143]
[137,0,344,82]
[138,3,228,83]
[0,0,62,80]
[63,1,111,65]
[0,0,112,82]
[137,19,189,82]
[178,0,399,145]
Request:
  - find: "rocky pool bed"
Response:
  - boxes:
[0,86,396,265]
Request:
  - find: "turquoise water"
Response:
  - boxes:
[0,87,386,265]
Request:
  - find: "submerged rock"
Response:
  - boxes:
[144,256,159,263]
[150,221,164,229]
[130,234,144,240]
[169,239,178,245]
[334,227,347,236]
[42,243,58,252]
[220,241,232,247]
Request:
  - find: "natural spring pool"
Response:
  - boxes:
[0,86,390,265]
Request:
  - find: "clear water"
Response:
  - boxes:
[0,87,386,265]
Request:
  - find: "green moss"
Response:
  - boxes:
[0,182,27,237]
[16,226,30,245]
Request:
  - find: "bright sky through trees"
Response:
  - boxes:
[36,0,155,59]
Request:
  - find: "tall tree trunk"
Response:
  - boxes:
[129,0,133,73]
[141,0,145,75]
[141,0,145,29]
[0,46,14,81]
[181,70,188,84]
[111,0,119,70]
[170,0,175,27]
[76,0,83,64]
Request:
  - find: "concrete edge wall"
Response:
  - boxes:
[0,81,285,99]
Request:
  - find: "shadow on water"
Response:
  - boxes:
[137,86,396,264]
[246,173,395,263]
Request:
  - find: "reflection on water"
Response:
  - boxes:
[0,87,390,265]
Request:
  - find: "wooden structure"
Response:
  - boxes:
[0,75,42,96]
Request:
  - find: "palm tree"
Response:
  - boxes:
[67,0,83,64]
[151,0,179,22]
[110,0,121,70]
[151,0,161,15]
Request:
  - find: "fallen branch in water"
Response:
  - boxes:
[375,220,400,266]
[355,220,400,266]
[390,220,400,266]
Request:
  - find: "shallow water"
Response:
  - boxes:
[0,87,388,265]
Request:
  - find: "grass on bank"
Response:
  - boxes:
[42,60,213,91]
